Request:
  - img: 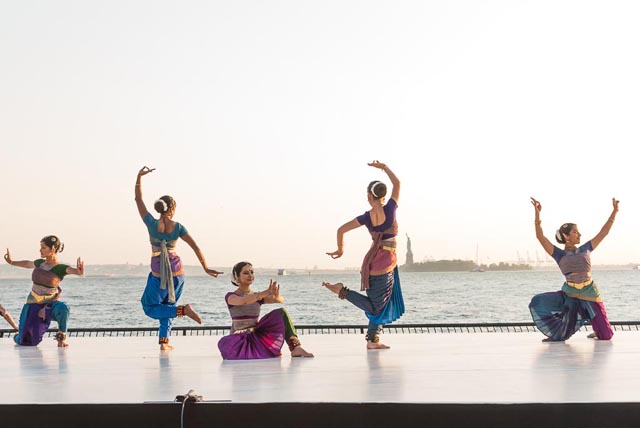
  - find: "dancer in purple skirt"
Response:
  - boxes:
[529,197,617,342]
[218,261,313,360]
[4,236,84,347]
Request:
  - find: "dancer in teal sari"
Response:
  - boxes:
[135,166,223,350]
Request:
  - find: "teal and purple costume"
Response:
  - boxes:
[14,259,70,346]
[140,213,188,344]
[341,198,405,341]
[529,241,614,341]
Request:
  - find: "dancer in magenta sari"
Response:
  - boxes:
[323,161,405,349]
[529,197,617,342]
[135,166,223,350]
[4,236,84,347]
[218,262,313,360]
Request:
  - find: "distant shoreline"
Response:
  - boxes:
[1,263,638,280]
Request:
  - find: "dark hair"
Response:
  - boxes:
[231,261,252,286]
[367,181,387,199]
[555,223,576,244]
[41,235,64,253]
[154,195,176,215]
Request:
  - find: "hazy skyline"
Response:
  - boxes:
[2,1,639,270]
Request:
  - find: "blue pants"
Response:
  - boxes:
[346,272,395,339]
[141,273,185,339]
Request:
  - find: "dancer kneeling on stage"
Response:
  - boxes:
[529,197,617,342]
[4,236,84,347]
[218,261,313,360]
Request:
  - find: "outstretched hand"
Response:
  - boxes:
[269,279,280,299]
[530,197,542,214]
[326,249,343,259]
[612,198,620,212]
[368,160,387,170]
[137,166,155,177]
[3,249,12,265]
[76,257,84,276]
[206,268,223,278]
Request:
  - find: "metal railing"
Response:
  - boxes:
[2,321,640,338]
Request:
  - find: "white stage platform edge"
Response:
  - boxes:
[2,331,638,405]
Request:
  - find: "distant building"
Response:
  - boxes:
[406,234,414,266]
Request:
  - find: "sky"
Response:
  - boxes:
[1,1,639,270]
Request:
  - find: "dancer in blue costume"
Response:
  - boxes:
[4,236,84,347]
[529,197,617,342]
[135,166,223,350]
[323,161,405,349]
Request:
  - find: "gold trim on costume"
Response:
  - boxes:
[566,279,593,290]
[151,250,176,257]
[151,269,184,278]
[564,292,602,303]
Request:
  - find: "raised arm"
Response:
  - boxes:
[65,257,85,276]
[326,218,362,259]
[590,198,619,251]
[180,233,223,277]
[530,197,554,256]
[3,249,35,269]
[369,161,400,203]
[135,166,155,220]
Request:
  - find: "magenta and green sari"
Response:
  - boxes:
[218,292,299,360]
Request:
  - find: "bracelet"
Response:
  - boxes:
[534,221,541,225]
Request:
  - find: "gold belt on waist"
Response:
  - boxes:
[151,250,176,257]
[233,327,255,334]
[381,246,396,253]
[566,279,593,289]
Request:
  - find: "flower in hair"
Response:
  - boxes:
[370,181,382,198]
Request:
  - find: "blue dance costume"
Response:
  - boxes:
[140,213,189,343]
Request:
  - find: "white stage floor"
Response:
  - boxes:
[1,331,638,405]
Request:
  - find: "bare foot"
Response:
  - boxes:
[321,282,343,295]
[182,304,202,324]
[587,332,597,339]
[542,337,564,343]
[160,343,174,351]
[57,340,69,348]
[367,341,390,350]
[291,346,314,358]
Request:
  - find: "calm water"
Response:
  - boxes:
[1,270,639,329]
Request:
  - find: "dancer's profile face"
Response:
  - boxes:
[565,225,581,245]
[237,264,255,287]
[39,241,54,258]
